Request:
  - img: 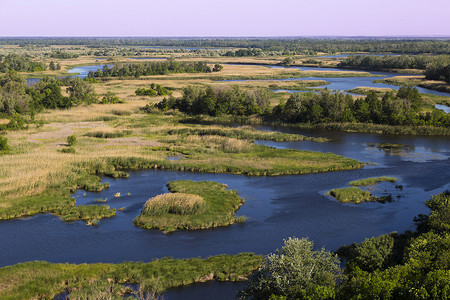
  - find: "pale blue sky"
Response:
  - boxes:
[0,0,448,36]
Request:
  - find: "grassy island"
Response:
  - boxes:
[327,187,392,204]
[134,180,246,233]
[349,176,397,186]
[0,253,261,299]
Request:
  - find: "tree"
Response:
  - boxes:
[212,64,223,72]
[49,61,56,71]
[239,237,342,300]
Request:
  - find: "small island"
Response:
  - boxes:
[134,180,246,233]
[328,177,397,204]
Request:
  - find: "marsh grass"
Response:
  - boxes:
[327,187,374,204]
[349,177,397,186]
[327,187,393,204]
[168,126,329,143]
[134,180,246,233]
[0,253,261,299]
[143,193,205,216]
[85,129,133,139]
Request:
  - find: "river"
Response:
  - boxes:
[1,126,449,299]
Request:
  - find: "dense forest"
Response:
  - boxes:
[339,55,450,83]
[1,38,449,54]
[87,60,220,78]
[0,54,47,72]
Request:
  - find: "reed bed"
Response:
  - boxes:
[0,253,262,299]
[143,193,205,216]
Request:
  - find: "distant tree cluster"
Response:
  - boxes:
[135,83,171,97]
[155,85,270,116]
[3,38,449,55]
[49,51,79,59]
[0,54,46,73]
[87,60,222,79]
[224,49,263,57]
[338,55,450,83]
[272,88,449,127]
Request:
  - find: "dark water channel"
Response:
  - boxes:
[1,126,449,298]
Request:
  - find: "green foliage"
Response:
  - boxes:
[212,63,223,72]
[349,234,395,272]
[0,253,261,299]
[155,85,270,116]
[327,187,373,204]
[239,237,342,300]
[0,54,46,73]
[271,87,450,128]
[338,191,450,300]
[100,91,123,104]
[281,56,295,66]
[85,129,132,139]
[59,147,76,154]
[135,83,171,97]
[134,180,246,233]
[89,59,212,78]
[67,134,77,146]
[0,135,9,152]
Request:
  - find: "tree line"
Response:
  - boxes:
[2,38,449,55]
[155,85,449,128]
[87,60,222,78]
[338,55,450,83]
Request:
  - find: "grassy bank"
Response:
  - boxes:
[0,253,261,299]
[349,177,397,186]
[134,180,246,233]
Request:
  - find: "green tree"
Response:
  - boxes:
[0,135,9,152]
[239,237,342,299]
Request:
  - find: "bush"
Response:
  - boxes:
[0,135,9,152]
[67,135,77,146]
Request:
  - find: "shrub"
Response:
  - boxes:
[0,135,9,152]
[67,134,77,146]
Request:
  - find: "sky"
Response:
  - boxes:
[0,0,449,37]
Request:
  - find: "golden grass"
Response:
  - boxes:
[143,193,205,216]
[185,135,253,153]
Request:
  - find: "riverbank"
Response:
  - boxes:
[0,253,261,299]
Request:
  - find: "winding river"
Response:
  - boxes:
[1,126,449,299]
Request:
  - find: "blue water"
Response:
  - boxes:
[1,127,449,298]
[222,64,450,97]
[67,64,113,79]
[435,104,450,113]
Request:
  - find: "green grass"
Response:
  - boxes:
[167,126,329,142]
[134,180,246,233]
[327,187,393,204]
[349,177,397,186]
[0,253,262,299]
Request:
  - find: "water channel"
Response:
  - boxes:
[1,126,449,298]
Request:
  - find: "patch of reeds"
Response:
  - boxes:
[327,187,393,204]
[85,129,133,139]
[143,193,205,216]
